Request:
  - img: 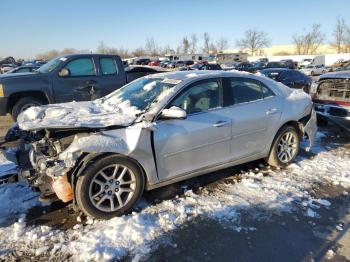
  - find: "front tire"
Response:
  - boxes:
[76,155,145,219]
[266,125,300,168]
[11,97,45,121]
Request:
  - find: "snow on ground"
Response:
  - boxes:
[0,131,349,261]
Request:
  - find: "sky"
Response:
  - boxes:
[1,0,350,58]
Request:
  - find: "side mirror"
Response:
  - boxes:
[159,106,187,120]
[58,68,70,77]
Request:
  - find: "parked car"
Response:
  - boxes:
[148,60,161,67]
[280,59,297,69]
[334,64,350,72]
[260,68,312,92]
[179,63,222,71]
[125,66,167,82]
[0,56,16,66]
[194,63,222,70]
[5,65,40,74]
[167,60,186,68]
[235,62,256,72]
[0,64,16,74]
[220,62,239,70]
[133,58,151,65]
[265,62,288,69]
[299,58,313,69]
[310,71,350,130]
[2,71,317,219]
[160,60,171,68]
[0,54,156,120]
[300,64,326,76]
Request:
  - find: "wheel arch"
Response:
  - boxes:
[71,152,149,190]
[267,119,303,156]
[7,91,49,113]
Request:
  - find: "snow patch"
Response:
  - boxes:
[0,132,349,261]
[17,99,141,131]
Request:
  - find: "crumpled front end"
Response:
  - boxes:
[3,122,154,203]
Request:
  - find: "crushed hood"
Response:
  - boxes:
[17,99,141,131]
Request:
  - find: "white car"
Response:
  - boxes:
[3,71,317,219]
[300,65,326,76]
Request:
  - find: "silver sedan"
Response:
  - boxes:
[10,70,317,219]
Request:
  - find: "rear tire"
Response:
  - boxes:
[266,125,300,168]
[11,97,45,121]
[76,155,145,219]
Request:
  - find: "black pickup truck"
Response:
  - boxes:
[0,54,163,120]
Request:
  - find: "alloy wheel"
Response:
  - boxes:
[277,131,298,163]
[89,164,136,212]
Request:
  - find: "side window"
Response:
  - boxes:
[261,83,275,98]
[170,80,221,114]
[17,68,30,73]
[100,58,118,75]
[278,71,289,80]
[65,58,95,76]
[229,78,263,104]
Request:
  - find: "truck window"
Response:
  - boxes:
[100,58,118,75]
[65,58,95,76]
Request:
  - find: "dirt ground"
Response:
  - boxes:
[0,115,13,137]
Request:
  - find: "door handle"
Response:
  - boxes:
[213,120,230,127]
[266,108,279,115]
[86,80,97,85]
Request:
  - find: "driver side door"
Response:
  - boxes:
[153,78,232,181]
[53,57,101,103]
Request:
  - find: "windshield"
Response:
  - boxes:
[102,77,180,111]
[261,70,281,80]
[38,57,64,73]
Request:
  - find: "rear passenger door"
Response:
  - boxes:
[223,77,282,160]
[97,57,127,96]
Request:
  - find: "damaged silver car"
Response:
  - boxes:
[1,71,317,219]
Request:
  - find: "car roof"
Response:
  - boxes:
[319,71,350,80]
[260,68,289,73]
[57,53,120,59]
[147,70,256,81]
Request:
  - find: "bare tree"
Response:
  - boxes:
[292,24,325,55]
[216,37,229,52]
[202,32,210,53]
[209,43,217,54]
[145,37,159,56]
[236,29,270,56]
[97,41,109,54]
[36,48,78,60]
[332,17,347,53]
[132,48,147,57]
[181,37,190,54]
[190,34,198,54]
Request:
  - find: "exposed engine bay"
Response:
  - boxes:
[1,125,93,202]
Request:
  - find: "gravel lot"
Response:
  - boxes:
[0,115,349,261]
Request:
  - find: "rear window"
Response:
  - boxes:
[261,70,281,80]
[100,58,118,75]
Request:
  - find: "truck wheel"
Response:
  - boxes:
[11,97,45,121]
[266,125,300,168]
[76,155,145,219]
